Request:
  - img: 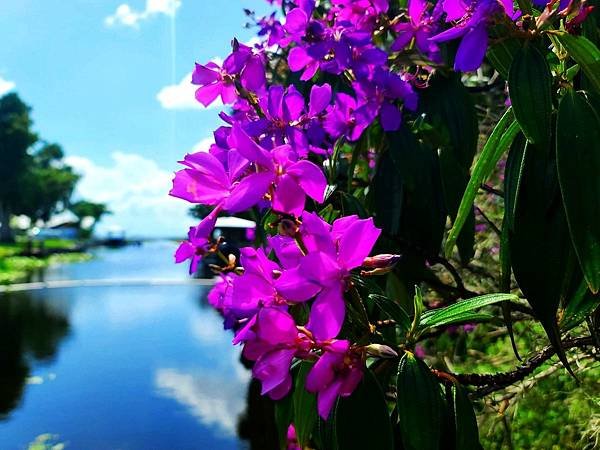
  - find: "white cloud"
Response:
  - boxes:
[0,76,16,96]
[157,71,204,110]
[191,136,214,153]
[105,0,181,28]
[156,58,223,111]
[155,367,249,435]
[65,152,191,238]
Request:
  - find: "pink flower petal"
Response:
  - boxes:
[287,160,327,203]
[337,217,381,270]
[195,82,222,107]
[307,285,345,341]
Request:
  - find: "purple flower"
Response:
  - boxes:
[257,13,286,47]
[391,0,441,60]
[169,148,272,213]
[353,68,418,131]
[207,273,239,328]
[231,246,320,319]
[192,42,266,107]
[192,61,237,107]
[305,340,363,419]
[330,0,389,32]
[430,0,516,72]
[234,307,311,399]
[232,126,327,216]
[287,45,321,81]
[174,209,219,274]
[283,6,316,46]
[324,93,376,141]
[276,213,381,341]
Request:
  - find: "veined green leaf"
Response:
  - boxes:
[503,133,527,232]
[335,369,394,450]
[445,108,519,257]
[508,43,553,148]
[556,90,600,293]
[369,294,411,332]
[418,293,517,330]
[560,280,600,331]
[292,361,317,448]
[274,394,294,450]
[509,141,578,377]
[397,352,444,450]
[451,384,482,450]
[554,32,600,93]
[487,37,521,79]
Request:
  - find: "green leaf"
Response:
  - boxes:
[503,132,527,231]
[316,415,338,450]
[554,32,600,93]
[445,108,520,257]
[274,394,294,450]
[419,73,478,263]
[261,209,278,235]
[397,352,444,450]
[339,191,368,218]
[439,149,476,263]
[369,294,411,332]
[409,286,425,336]
[386,271,412,314]
[418,293,518,330]
[508,43,553,148]
[500,137,525,362]
[319,203,341,224]
[487,37,521,79]
[376,126,447,256]
[556,90,600,293]
[508,141,578,376]
[335,369,394,450]
[561,280,600,331]
[372,149,404,236]
[451,384,482,450]
[419,73,478,168]
[292,361,317,448]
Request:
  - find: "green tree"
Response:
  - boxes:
[0,93,37,242]
[14,143,80,224]
[69,200,110,237]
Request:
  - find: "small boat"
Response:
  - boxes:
[103,227,127,248]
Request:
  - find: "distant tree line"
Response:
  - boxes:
[0,92,108,242]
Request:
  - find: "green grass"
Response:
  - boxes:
[424,318,599,449]
[0,240,91,284]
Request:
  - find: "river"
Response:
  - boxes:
[0,241,264,450]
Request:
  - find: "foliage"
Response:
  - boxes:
[0,93,108,242]
[0,93,37,242]
[15,143,80,223]
[70,200,111,238]
[169,0,600,448]
[0,242,90,284]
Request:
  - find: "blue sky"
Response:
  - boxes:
[0,0,272,237]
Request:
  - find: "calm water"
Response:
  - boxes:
[0,241,264,450]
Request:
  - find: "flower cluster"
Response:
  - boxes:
[210,212,380,418]
[170,0,594,424]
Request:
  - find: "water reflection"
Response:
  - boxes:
[0,291,70,417]
[155,367,248,436]
[0,242,252,449]
[0,241,285,449]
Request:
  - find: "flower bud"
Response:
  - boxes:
[362,254,402,269]
[364,344,398,359]
[278,218,299,237]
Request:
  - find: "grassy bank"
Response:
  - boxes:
[0,240,91,284]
